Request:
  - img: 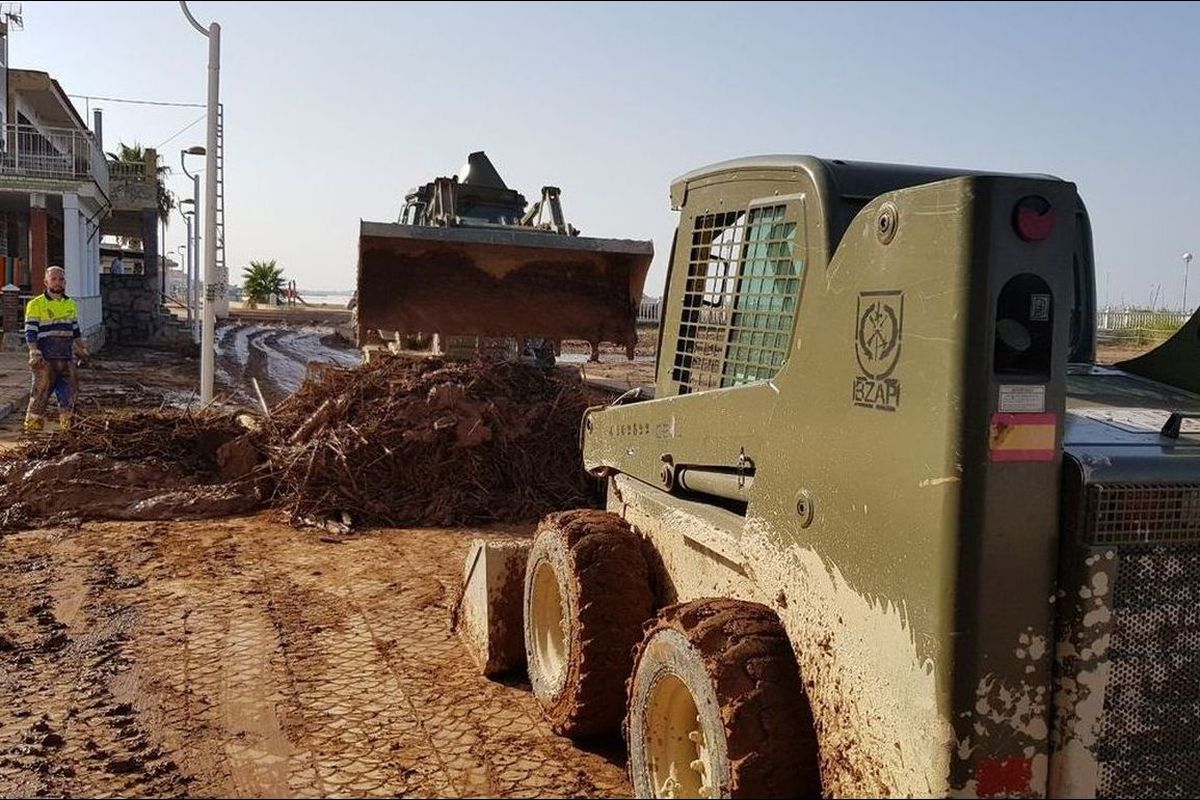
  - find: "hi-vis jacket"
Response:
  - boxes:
[24,292,81,360]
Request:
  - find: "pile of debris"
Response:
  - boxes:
[1,358,603,531]
[263,357,600,528]
[0,410,262,530]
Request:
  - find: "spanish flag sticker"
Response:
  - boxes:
[990,413,1057,462]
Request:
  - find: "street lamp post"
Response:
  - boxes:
[178,202,195,328]
[174,243,186,304]
[181,146,205,342]
[1184,252,1193,314]
[180,0,220,404]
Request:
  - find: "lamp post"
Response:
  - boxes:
[179,0,220,404]
[178,200,195,338]
[181,146,205,343]
[173,244,187,312]
[1184,252,1193,314]
[174,244,186,297]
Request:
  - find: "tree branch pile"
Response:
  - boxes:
[262,357,600,527]
[2,357,605,531]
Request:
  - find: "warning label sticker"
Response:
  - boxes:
[999,385,1046,413]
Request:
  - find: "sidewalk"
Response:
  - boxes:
[0,342,30,423]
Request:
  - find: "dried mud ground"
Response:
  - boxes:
[0,515,630,798]
[0,338,634,798]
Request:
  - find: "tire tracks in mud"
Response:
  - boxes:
[0,517,630,797]
[0,534,189,798]
[216,322,360,407]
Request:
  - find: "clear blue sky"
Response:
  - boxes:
[13,1,1200,308]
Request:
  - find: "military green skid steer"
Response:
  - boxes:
[519,156,1200,798]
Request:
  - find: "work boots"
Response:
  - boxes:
[58,412,73,431]
[23,413,45,432]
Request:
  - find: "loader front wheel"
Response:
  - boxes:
[523,509,654,737]
[627,598,822,798]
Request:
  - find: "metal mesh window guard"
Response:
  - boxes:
[672,204,800,393]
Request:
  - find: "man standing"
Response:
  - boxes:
[23,265,88,431]
[110,253,124,275]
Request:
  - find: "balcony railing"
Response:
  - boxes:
[0,122,109,196]
[107,160,151,180]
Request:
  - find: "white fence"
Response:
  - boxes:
[638,296,661,324]
[1095,307,1190,344]
[1096,308,1189,331]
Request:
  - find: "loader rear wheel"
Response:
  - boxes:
[523,509,654,737]
[627,598,822,799]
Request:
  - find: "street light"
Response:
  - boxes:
[179,0,220,404]
[173,244,187,307]
[178,199,196,331]
[1184,252,1193,314]
[181,147,205,342]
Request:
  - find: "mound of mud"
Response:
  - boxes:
[1,358,603,531]
[0,411,263,530]
[264,357,600,527]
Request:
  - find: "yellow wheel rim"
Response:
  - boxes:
[646,673,714,798]
[530,561,568,690]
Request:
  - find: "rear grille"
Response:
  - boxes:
[1086,482,1200,545]
[1096,543,1200,798]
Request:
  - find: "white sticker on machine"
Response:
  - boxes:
[999,384,1046,413]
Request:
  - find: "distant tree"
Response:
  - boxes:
[107,141,175,224]
[242,259,286,306]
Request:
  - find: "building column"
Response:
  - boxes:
[141,209,159,280]
[63,193,84,296]
[2,284,20,335]
[0,211,9,285]
[13,215,26,287]
[89,218,101,296]
[29,193,48,293]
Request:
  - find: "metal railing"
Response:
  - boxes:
[1096,308,1190,331]
[1095,307,1190,345]
[0,122,108,196]
[107,160,150,180]
[638,296,662,324]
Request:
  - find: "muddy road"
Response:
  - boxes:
[211,321,657,406]
[0,327,656,797]
[0,515,629,798]
[216,322,361,407]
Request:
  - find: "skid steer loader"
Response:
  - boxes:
[514,156,1200,798]
[355,152,653,363]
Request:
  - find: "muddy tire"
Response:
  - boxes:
[627,598,822,799]
[523,509,655,737]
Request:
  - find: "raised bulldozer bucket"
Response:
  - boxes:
[356,221,653,354]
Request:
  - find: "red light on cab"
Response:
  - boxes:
[1014,196,1054,242]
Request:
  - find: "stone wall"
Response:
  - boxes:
[101,273,195,352]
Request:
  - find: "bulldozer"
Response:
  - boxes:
[492,156,1200,798]
[355,151,653,364]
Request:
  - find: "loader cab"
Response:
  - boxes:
[657,156,1098,399]
[398,190,426,225]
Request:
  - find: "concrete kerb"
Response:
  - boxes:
[0,390,29,424]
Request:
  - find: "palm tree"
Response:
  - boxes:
[107,141,175,224]
[242,259,286,307]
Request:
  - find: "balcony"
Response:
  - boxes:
[0,122,109,196]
